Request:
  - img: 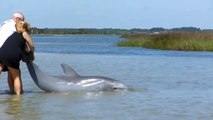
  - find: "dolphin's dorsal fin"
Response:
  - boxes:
[61,63,80,77]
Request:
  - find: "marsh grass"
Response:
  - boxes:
[118,32,213,51]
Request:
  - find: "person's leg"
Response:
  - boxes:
[8,67,23,95]
[0,65,14,94]
[7,72,14,94]
[7,69,23,94]
[0,64,3,74]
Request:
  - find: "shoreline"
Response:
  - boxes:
[118,32,213,51]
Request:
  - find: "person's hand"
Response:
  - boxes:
[21,50,35,63]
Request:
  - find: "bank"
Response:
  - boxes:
[118,32,213,51]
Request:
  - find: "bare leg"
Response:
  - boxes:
[19,69,23,92]
[0,65,14,94]
[0,64,3,74]
[7,72,14,94]
[8,67,23,95]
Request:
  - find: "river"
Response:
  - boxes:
[0,35,213,120]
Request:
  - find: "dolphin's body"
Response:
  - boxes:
[26,62,128,92]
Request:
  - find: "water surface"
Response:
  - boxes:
[0,35,213,120]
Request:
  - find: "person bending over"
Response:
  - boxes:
[0,12,25,94]
[0,21,35,95]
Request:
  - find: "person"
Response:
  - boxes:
[0,12,25,94]
[0,21,35,95]
[0,12,25,47]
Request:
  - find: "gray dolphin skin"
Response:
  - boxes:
[26,62,128,92]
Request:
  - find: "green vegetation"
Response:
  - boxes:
[30,27,213,51]
[30,27,212,35]
[118,32,213,51]
[30,28,131,35]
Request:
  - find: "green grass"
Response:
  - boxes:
[118,32,213,51]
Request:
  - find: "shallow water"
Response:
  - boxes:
[0,35,213,120]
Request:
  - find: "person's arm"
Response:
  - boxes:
[22,31,35,52]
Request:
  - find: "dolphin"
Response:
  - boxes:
[26,62,128,92]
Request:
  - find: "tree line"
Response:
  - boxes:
[29,27,213,35]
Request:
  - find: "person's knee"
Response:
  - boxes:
[8,67,20,78]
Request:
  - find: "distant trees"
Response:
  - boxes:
[29,27,212,35]
[170,27,201,32]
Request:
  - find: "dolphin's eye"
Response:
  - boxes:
[113,87,117,90]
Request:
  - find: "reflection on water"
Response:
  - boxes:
[0,35,213,120]
[0,95,22,120]
[0,94,43,120]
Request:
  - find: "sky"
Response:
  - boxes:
[0,0,212,29]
